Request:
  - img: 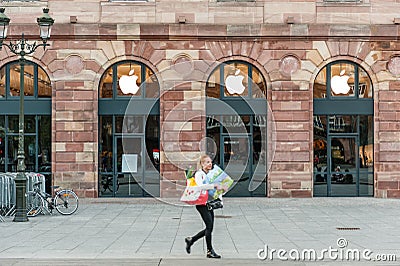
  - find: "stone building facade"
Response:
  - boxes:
[0,0,400,198]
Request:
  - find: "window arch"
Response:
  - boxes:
[0,60,51,99]
[314,60,372,99]
[99,60,159,99]
[206,60,266,99]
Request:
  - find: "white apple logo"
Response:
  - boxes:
[331,70,350,95]
[119,69,139,95]
[225,69,246,95]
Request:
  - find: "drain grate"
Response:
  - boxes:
[336,227,360,231]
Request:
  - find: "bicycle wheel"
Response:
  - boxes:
[26,193,43,217]
[54,189,79,215]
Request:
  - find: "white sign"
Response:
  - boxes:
[122,154,138,173]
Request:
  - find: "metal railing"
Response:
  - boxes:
[0,172,46,218]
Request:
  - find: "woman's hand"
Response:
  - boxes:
[214,184,225,191]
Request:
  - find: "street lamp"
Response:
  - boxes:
[0,8,54,222]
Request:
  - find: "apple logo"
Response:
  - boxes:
[225,69,246,95]
[331,70,350,95]
[119,69,139,95]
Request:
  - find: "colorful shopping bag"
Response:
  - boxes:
[206,165,234,199]
[180,168,208,205]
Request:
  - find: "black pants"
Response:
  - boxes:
[191,204,214,250]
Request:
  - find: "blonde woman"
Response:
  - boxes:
[185,154,224,259]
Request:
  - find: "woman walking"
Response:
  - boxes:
[184,154,224,259]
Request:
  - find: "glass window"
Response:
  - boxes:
[99,61,159,99]
[2,115,51,174]
[0,61,51,99]
[207,61,266,99]
[0,67,5,98]
[314,61,372,99]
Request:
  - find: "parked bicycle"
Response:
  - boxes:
[26,181,79,216]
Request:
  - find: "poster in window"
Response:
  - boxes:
[122,154,138,173]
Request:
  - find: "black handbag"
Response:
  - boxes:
[206,198,223,210]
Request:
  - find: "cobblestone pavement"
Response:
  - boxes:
[0,197,399,265]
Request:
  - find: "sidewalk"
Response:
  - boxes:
[0,197,399,265]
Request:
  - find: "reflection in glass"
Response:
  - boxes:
[0,67,5,98]
[8,115,35,133]
[119,116,143,133]
[145,68,160,98]
[100,68,113,98]
[313,115,328,196]
[328,115,357,133]
[359,115,373,171]
[38,67,51,98]
[223,136,250,197]
[0,61,51,99]
[222,115,249,134]
[99,116,113,173]
[38,116,51,171]
[251,68,266,98]
[206,115,266,197]
[314,67,327,99]
[206,66,221,98]
[359,68,372,98]
[9,63,35,97]
[99,115,160,197]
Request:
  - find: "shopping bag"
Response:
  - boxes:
[180,186,208,205]
[180,168,208,205]
[206,165,234,199]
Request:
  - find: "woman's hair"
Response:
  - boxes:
[197,154,211,170]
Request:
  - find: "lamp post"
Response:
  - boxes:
[0,8,54,222]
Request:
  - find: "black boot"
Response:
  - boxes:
[207,249,221,259]
[185,237,193,254]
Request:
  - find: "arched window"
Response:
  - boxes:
[98,60,160,198]
[0,61,51,99]
[313,61,373,197]
[99,60,159,99]
[206,60,267,197]
[206,61,266,99]
[0,60,52,191]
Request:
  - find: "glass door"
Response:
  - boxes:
[100,136,144,197]
[329,136,358,196]
[115,136,144,197]
[222,134,252,196]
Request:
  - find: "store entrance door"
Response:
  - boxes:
[222,134,253,196]
[328,136,358,196]
[100,136,145,197]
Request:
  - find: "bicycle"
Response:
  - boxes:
[26,181,79,216]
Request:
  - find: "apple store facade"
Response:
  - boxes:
[3,4,400,199]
